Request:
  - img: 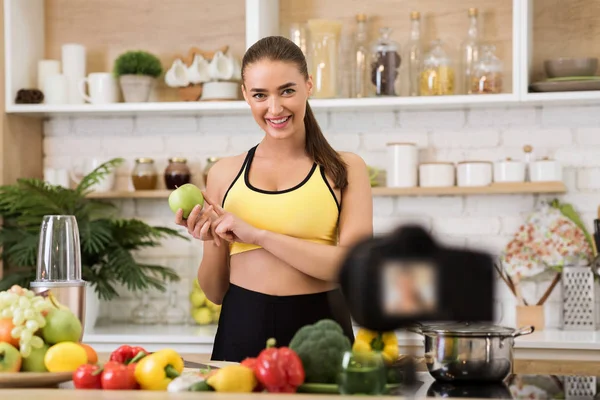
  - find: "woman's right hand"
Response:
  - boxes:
[175,204,222,246]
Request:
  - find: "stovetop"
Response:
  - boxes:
[392,373,600,399]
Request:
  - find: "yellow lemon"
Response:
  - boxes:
[44,341,88,372]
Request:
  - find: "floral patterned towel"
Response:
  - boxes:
[500,203,593,280]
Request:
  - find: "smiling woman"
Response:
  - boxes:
[173,36,374,362]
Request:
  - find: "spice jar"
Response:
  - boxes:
[164,157,191,189]
[203,157,220,188]
[131,158,158,190]
[471,45,503,94]
[370,27,401,96]
[420,39,455,96]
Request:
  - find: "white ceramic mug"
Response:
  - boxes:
[43,74,69,104]
[457,161,493,187]
[529,158,562,182]
[494,159,526,183]
[419,163,455,187]
[79,73,120,104]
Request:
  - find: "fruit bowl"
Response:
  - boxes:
[0,371,72,388]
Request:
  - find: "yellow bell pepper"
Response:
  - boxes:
[353,328,399,364]
[134,348,184,391]
[206,365,257,393]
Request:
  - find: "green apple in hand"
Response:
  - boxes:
[0,342,22,372]
[169,183,205,219]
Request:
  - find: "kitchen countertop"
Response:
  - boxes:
[82,324,600,361]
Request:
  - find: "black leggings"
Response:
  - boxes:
[211,283,355,362]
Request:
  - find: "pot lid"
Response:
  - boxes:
[419,322,517,336]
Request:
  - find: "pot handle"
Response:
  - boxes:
[511,325,535,338]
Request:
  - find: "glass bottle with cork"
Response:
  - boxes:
[164,157,191,189]
[370,27,401,96]
[459,8,481,94]
[131,158,158,190]
[351,14,370,98]
[203,157,220,188]
[406,11,423,97]
[420,39,455,96]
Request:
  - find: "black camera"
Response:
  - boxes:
[338,225,496,332]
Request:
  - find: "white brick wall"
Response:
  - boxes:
[42,105,600,328]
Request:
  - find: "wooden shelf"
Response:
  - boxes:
[86,182,566,200]
[371,182,566,196]
[5,94,519,118]
[87,190,173,199]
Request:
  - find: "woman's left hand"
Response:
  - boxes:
[202,194,263,245]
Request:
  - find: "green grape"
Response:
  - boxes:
[25,290,35,299]
[1,308,12,319]
[13,309,25,326]
[24,308,35,319]
[11,326,22,339]
[20,342,31,358]
[25,319,39,332]
[18,296,31,309]
[20,329,33,343]
[30,336,44,349]
[35,315,46,328]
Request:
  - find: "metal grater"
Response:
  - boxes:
[561,266,598,330]
[564,376,597,400]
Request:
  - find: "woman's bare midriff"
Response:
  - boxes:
[228,247,337,295]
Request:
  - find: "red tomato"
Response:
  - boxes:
[72,364,102,389]
[101,363,138,390]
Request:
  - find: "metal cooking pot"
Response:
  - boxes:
[410,322,534,383]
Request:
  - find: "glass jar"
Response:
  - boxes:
[338,350,386,395]
[203,157,220,188]
[164,157,191,189]
[307,19,343,99]
[131,158,158,190]
[420,39,455,96]
[471,44,503,94]
[370,27,401,96]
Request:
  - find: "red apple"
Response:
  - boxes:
[0,342,22,372]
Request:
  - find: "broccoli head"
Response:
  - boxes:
[289,319,352,383]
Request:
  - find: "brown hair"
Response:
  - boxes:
[241,36,348,190]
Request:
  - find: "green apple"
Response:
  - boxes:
[192,307,213,325]
[41,308,82,345]
[168,184,205,219]
[0,342,22,372]
[189,290,206,308]
[21,343,49,372]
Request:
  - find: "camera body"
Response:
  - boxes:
[338,225,496,332]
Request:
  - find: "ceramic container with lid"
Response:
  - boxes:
[387,142,418,188]
[529,157,562,182]
[493,157,525,183]
[457,161,492,187]
[419,162,455,187]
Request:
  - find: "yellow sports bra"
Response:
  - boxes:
[222,145,340,256]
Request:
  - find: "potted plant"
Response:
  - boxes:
[113,50,164,102]
[0,158,187,329]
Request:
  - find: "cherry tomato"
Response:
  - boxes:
[72,364,102,389]
[101,363,137,390]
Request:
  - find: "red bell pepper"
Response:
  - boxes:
[241,357,264,392]
[109,345,148,364]
[253,338,305,393]
[72,364,103,389]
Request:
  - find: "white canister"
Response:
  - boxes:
[419,162,455,187]
[37,60,61,91]
[494,158,526,183]
[457,161,493,187]
[529,157,562,182]
[386,143,418,188]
